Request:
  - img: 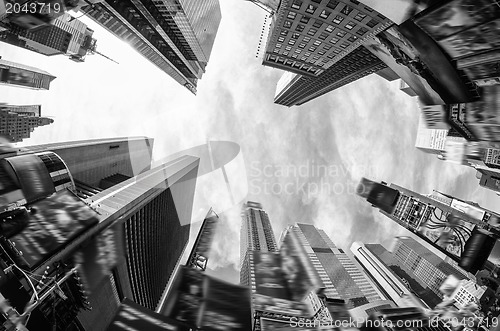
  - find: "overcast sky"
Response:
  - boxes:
[1,0,499,284]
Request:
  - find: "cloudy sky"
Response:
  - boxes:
[2,0,499,284]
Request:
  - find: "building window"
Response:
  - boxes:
[318,32,329,40]
[336,30,346,37]
[280,30,289,36]
[292,33,300,39]
[318,50,326,55]
[310,0,321,3]
[288,39,296,45]
[312,20,323,28]
[291,0,302,9]
[366,19,378,28]
[285,45,292,50]
[283,51,289,55]
[356,27,368,35]
[323,44,332,50]
[278,36,285,42]
[300,15,310,23]
[284,20,292,28]
[350,0,360,4]
[303,36,311,42]
[304,52,311,57]
[305,4,316,14]
[377,13,386,19]
[301,56,308,61]
[354,12,366,21]
[329,37,339,44]
[287,11,297,19]
[296,24,305,32]
[273,48,280,53]
[333,15,344,24]
[326,0,339,9]
[319,9,331,19]
[340,42,349,48]
[298,43,306,48]
[345,21,356,30]
[364,5,373,11]
[295,49,302,53]
[341,5,353,15]
[276,43,282,48]
[307,28,317,36]
[313,40,321,46]
[347,35,357,42]
[325,25,334,32]
[291,54,298,58]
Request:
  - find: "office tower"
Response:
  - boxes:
[263,0,392,76]
[0,104,53,143]
[274,45,387,106]
[239,201,278,286]
[0,13,98,62]
[357,178,500,274]
[0,138,199,331]
[20,137,154,189]
[263,0,393,106]
[81,0,222,94]
[287,223,394,318]
[0,57,56,90]
[351,242,428,308]
[392,237,470,308]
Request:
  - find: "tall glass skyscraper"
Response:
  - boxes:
[81,0,221,94]
[285,223,393,317]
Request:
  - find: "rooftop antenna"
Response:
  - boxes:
[91,48,119,64]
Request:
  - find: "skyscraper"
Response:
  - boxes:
[357,178,500,274]
[0,57,56,90]
[0,104,54,143]
[287,223,394,318]
[262,0,393,106]
[239,201,278,286]
[0,138,199,331]
[81,0,222,94]
[0,13,98,62]
[274,45,387,106]
[19,136,154,188]
[263,0,392,77]
[351,241,428,308]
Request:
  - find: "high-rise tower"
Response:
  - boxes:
[239,201,278,286]
[0,137,199,331]
[0,57,56,90]
[81,0,222,94]
[0,13,98,62]
[0,104,54,143]
[287,224,393,315]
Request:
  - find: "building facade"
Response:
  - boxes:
[263,0,392,76]
[0,104,53,143]
[274,45,387,106]
[0,57,56,90]
[81,0,221,94]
